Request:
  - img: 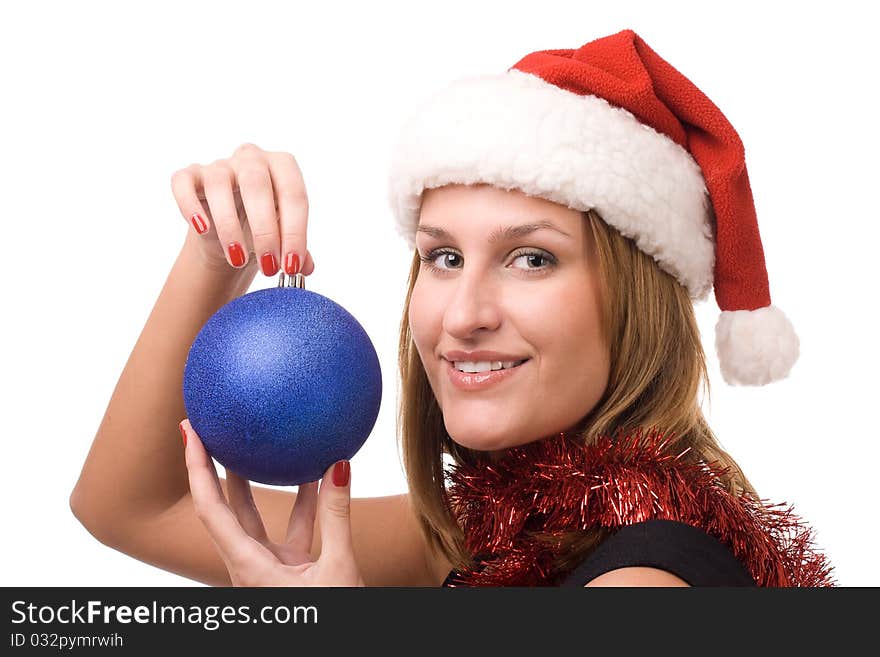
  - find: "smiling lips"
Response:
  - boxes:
[446,358,529,391]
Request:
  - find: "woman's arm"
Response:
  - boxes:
[69,232,257,537]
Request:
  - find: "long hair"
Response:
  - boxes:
[397,208,758,575]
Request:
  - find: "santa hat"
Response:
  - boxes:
[387,28,798,386]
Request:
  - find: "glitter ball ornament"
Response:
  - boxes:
[183,272,382,486]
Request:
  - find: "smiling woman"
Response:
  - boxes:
[409,184,610,458]
[387,29,833,587]
[70,28,833,589]
[398,198,794,586]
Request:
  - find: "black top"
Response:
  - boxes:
[442,519,756,587]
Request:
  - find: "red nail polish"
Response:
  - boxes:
[284,252,301,275]
[332,460,350,487]
[260,252,279,276]
[228,242,245,267]
[190,213,208,234]
[179,422,187,447]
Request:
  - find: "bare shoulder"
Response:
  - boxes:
[370,491,454,586]
[347,490,450,587]
[584,567,690,587]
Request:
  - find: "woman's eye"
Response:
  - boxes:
[418,249,556,274]
[419,250,462,271]
[511,252,554,271]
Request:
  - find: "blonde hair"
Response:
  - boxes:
[396,208,758,575]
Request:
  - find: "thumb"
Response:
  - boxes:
[317,460,353,562]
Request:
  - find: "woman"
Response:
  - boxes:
[70,29,834,587]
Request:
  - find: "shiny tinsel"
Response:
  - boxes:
[444,427,835,587]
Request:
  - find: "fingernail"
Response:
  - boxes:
[332,460,350,487]
[260,252,279,276]
[179,421,187,447]
[228,242,246,267]
[284,252,301,275]
[190,213,208,234]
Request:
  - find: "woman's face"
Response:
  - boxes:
[409,183,611,455]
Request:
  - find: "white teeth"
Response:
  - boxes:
[453,360,520,373]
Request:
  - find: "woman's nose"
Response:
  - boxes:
[441,275,502,337]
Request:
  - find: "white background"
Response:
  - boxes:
[2,0,877,586]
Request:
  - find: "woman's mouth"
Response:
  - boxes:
[445,358,530,392]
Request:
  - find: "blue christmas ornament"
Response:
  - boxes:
[183,272,382,486]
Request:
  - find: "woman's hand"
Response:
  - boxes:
[170,143,317,277]
[179,419,365,587]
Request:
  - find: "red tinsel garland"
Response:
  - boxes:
[444,427,836,587]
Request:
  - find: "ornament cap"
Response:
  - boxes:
[278,271,306,289]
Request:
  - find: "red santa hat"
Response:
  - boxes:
[387,28,799,386]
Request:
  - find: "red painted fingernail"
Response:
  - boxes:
[190,213,208,234]
[179,421,187,447]
[228,242,245,267]
[260,252,279,276]
[284,252,301,275]
[332,460,350,487]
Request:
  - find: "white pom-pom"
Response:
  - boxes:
[714,305,800,386]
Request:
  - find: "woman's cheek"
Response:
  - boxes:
[408,288,435,360]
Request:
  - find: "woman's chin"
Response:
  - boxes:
[444,418,528,453]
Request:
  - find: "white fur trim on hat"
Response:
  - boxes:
[387,68,716,300]
[715,305,800,386]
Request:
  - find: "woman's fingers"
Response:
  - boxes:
[266,152,309,276]
[224,468,270,544]
[300,249,316,276]
[180,419,224,499]
[171,165,213,237]
[230,145,280,277]
[202,161,250,269]
[285,480,318,555]
[180,419,273,571]
[315,460,354,566]
[171,144,310,278]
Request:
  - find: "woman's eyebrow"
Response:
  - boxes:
[416,220,572,243]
